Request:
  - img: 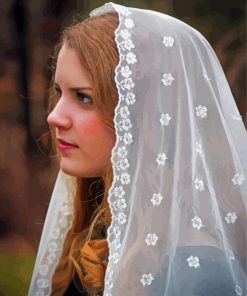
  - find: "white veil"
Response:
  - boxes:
[29,2,247,296]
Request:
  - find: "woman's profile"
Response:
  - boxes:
[29,2,247,296]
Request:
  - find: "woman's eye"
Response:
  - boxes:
[77,93,93,104]
[53,87,92,105]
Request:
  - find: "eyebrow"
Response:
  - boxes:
[54,83,92,91]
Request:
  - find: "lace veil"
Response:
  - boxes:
[28,2,247,295]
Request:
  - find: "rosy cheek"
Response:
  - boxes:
[77,114,107,137]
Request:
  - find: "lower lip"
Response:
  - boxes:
[58,143,79,152]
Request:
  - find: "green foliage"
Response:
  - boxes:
[0,253,35,296]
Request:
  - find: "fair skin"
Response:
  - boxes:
[47,44,116,177]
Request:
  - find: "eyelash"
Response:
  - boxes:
[77,92,93,104]
[54,87,93,105]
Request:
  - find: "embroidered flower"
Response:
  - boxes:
[117,158,130,171]
[120,29,131,40]
[117,146,128,158]
[50,228,60,239]
[187,256,200,268]
[150,193,164,206]
[120,106,130,118]
[125,18,134,28]
[120,172,131,184]
[122,39,135,51]
[162,36,174,47]
[105,279,113,289]
[108,269,113,280]
[123,78,135,90]
[112,252,120,264]
[161,73,175,86]
[47,252,56,265]
[140,273,154,286]
[123,133,133,145]
[113,186,125,198]
[61,204,73,216]
[116,212,127,224]
[232,173,245,185]
[48,241,58,253]
[145,233,159,246]
[125,92,136,105]
[194,178,205,191]
[116,198,127,210]
[58,216,68,228]
[191,216,204,230]
[126,52,137,64]
[111,237,121,249]
[119,119,133,131]
[195,142,202,154]
[195,105,208,118]
[235,285,242,296]
[156,153,168,165]
[233,114,242,121]
[38,264,49,276]
[37,278,49,289]
[160,113,172,126]
[225,212,237,224]
[120,65,132,78]
[112,226,121,237]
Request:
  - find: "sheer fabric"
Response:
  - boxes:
[29,2,247,296]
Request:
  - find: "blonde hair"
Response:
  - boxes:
[47,12,119,295]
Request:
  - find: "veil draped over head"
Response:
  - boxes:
[29,2,247,296]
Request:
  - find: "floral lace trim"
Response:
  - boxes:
[97,3,137,295]
[33,175,75,296]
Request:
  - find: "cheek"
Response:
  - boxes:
[76,113,109,137]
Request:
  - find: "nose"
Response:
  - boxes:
[47,98,71,129]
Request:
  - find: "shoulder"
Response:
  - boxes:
[162,245,246,296]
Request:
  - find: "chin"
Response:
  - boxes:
[60,167,77,177]
[60,164,103,178]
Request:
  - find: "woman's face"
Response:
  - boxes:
[47,44,116,177]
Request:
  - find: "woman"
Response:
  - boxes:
[29,2,247,296]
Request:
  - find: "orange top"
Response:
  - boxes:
[79,239,109,289]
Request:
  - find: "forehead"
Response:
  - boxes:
[55,44,91,87]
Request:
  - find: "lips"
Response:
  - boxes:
[57,138,79,147]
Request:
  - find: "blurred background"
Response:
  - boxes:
[0,0,246,295]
